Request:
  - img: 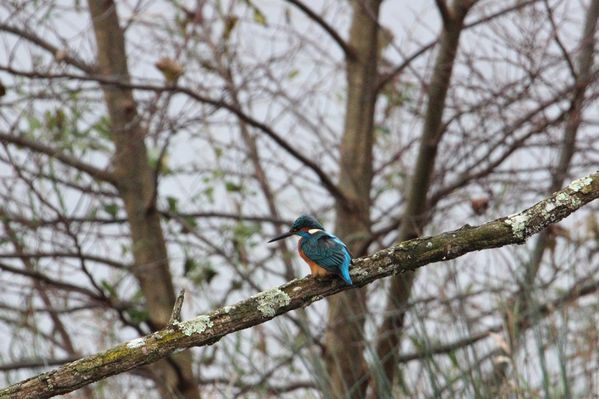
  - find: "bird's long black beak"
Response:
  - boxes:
[268,231,293,243]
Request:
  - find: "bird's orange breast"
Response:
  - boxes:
[298,240,331,277]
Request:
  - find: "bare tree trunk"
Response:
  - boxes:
[372,0,475,395]
[487,0,599,393]
[325,0,381,397]
[87,2,199,398]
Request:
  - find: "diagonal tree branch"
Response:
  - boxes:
[1,171,598,399]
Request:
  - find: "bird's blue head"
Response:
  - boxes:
[290,214,324,231]
[268,214,324,242]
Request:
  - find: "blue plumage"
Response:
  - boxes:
[268,214,353,285]
[299,231,353,285]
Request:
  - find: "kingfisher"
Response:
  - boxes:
[268,215,353,285]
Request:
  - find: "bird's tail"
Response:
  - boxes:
[340,265,353,285]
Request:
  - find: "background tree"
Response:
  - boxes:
[1,1,599,397]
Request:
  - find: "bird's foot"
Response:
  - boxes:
[306,272,335,283]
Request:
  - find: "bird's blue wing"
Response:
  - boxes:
[301,232,353,285]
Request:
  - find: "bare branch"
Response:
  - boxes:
[284,0,355,59]
[0,251,128,270]
[435,0,452,27]
[0,23,94,72]
[168,290,186,326]
[0,131,116,184]
[0,262,107,303]
[543,0,577,79]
